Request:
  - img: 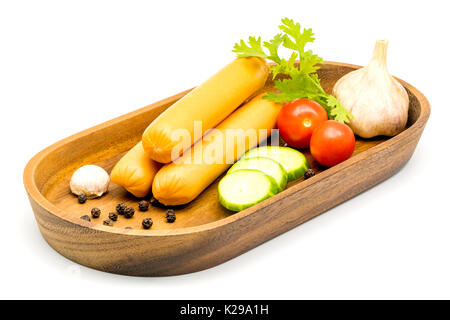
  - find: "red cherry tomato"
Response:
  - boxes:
[310,120,355,167]
[277,98,328,149]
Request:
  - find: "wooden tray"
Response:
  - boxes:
[23,62,430,276]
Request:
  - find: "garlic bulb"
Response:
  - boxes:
[332,40,409,138]
[70,165,110,198]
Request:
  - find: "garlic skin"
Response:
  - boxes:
[70,165,110,198]
[332,40,409,138]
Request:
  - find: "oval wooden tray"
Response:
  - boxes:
[23,62,430,276]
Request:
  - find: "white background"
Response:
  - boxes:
[0,0,448,299]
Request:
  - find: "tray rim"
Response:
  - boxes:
[23,61,431,238]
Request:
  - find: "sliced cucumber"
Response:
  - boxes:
[242,146,309,181]
[228,157,287,192]
[218,169,279,212]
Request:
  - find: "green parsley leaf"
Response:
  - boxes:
[263,33,284,64]
[270,52,298,79]
[265,73,319,102]
[327,95,354,123]
[233,18,353,123]
[233,36,268,59]
[300,50,324,74]
[279,18,315,54]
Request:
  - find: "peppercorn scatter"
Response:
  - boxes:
[78,193,87,204]
[166,209,176,223]
[124,206,135,219]
[304,169,316,180]
[91,207,101,218]
[138,200,150,212]
[142,218,153,229]
[116,202,127,215]
[109,212,118,221]
[83,201,163,228]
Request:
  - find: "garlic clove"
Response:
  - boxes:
[332,40,409,138]
[70,165,110,198]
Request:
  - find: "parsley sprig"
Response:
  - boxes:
[233,18,352,123]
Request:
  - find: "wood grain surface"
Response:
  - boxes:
[23,62,430,276]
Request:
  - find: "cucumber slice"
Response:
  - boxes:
[228,157,287,192]
[243,146,309,181]
[218,169,279,212]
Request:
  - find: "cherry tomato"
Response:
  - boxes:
[310,120,355,167]
[277,98,328,149]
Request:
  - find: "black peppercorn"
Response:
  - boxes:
[124,206,135,219]
[103,219,114,226]
[116,202,127,215]
[109,212,118,221]
[78,193,87,204]
[150,196,165,208]
[304,169,316,180]
[142,218,153,229]
[125,226,133,230]
[91,207,101,218]
[138,200,150,212]
[166,209,176,223]
[80,215,91,222]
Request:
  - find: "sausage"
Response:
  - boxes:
[110,142,162,198]
[142,57,269,163]
[152,94,282,205]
